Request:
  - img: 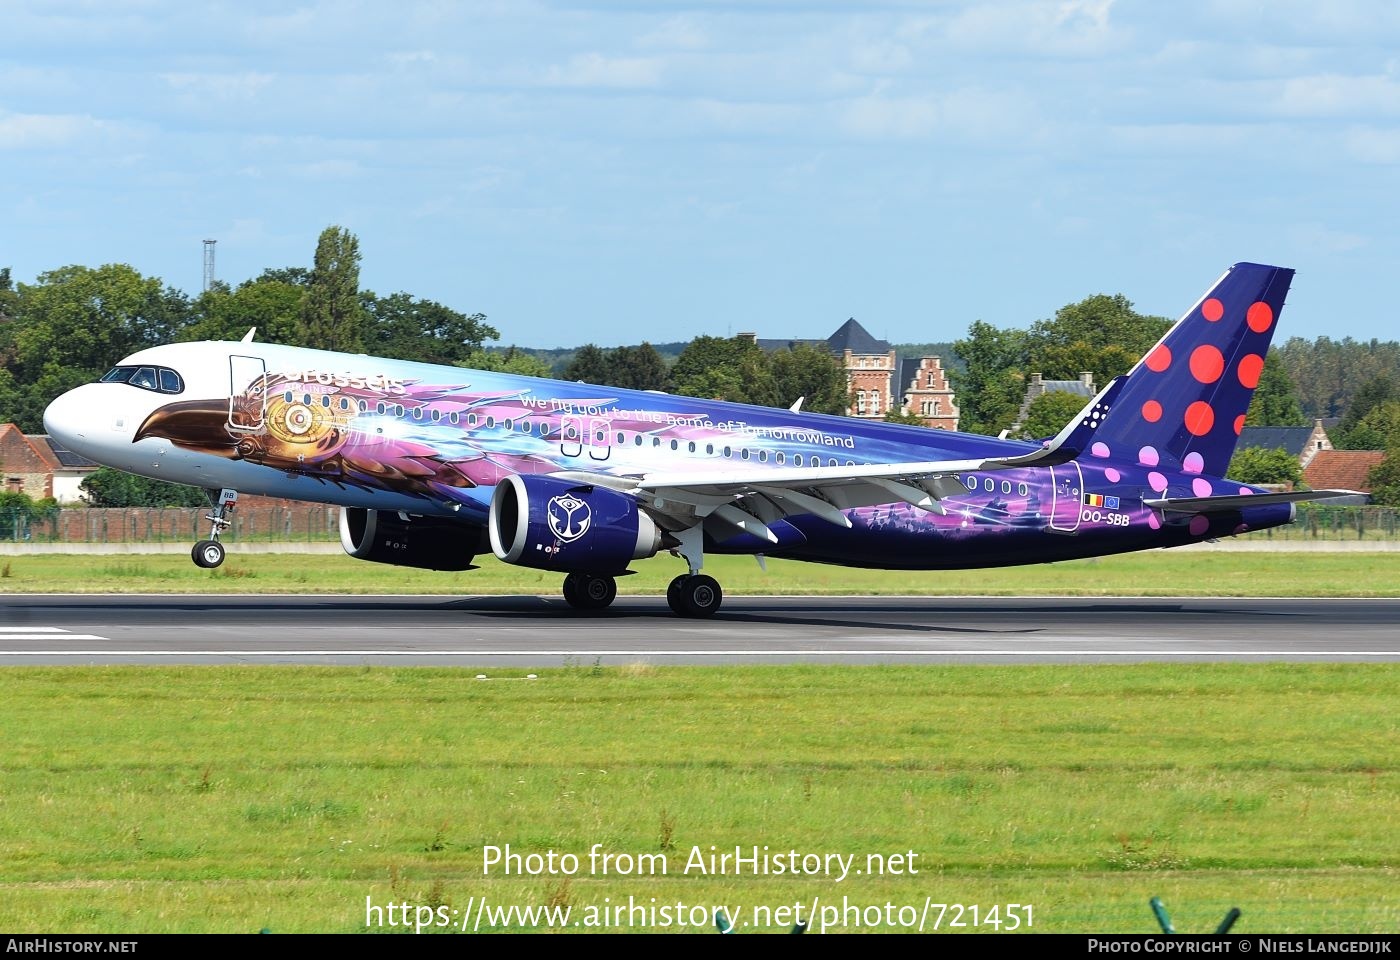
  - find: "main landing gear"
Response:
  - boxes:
[561,571,617,610]
[663,525,723,619]
[555,528,726,618]
[666,574,723,618]
[191,488,237,569]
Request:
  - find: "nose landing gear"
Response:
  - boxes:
[191,488,237,569]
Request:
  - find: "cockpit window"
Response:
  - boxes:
[100,365,185,394]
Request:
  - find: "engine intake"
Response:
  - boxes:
[489,474,661,573]
[339,507,486,571]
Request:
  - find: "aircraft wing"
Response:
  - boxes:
[550,378,1125,541]
[1144,489,1364,515]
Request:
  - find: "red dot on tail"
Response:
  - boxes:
[1185,400,1215,436]
[1237,353,1264,388]
[1142,400,1162,422]
[1247,301,1273,333]
[1190,345,1224,384]
[1202,298,1224,321]
[1234,414,1245,435]
[1145,344,1171,372]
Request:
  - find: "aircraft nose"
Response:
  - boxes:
[43,387,90,447]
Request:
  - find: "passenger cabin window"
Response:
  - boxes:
[100,365,185,395]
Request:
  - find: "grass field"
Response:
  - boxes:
[0,664,1396,934]
[0,549,1398,596]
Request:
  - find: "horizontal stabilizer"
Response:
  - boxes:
[1144,489,1363,515]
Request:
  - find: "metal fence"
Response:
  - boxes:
[0,505,342,543]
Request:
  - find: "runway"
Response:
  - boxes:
[0,594,1396,665]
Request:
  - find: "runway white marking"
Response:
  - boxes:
[0,650,1396,658]
[0,627,108,641]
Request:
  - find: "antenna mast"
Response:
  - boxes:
[203,239,217,291]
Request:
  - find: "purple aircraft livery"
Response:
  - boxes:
[43,262,1353,617]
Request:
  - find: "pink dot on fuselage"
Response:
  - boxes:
[1233,524,1249,535]
[1148,472,1168,492]
[1234,414,1246,436]
[1189,515,1210,536]
[1105,468,1121,482]
[1147,513,1161,530]
[1142,400,1162,422]
[1247,301,1274,333]
[1202,298,1224,321]
[1139,446,1159,466]
[1192,478,1213,497]
[1183,452,1204,474]
[1092,441,1111,458]
[1239,486,1253,496]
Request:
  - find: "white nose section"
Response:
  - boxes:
[43,385,143,464]
[42,387,89,445]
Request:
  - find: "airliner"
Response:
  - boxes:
[42,262,1352,617]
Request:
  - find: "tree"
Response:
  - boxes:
[1342,400,1400,451]
[79,467,207,508]
[460,347,555,379]
[1243,351,1307,426]
[670,336,763,403]
[255,266,312,286]
[1226,447,1304,486]
[361,290,497,365]
[1367,446,1400,507]
[562,344,614,384]
[883,408,926,426]
[760,343,847,415]
[4,264,192,431]
[298,226,365,352]
[949,320,1028,436]
[1333,374,1398,448]
[0,491,57,540]
[180,278,305,345]
[1019,390,1088,440]
[609,343,670,392]
[1025,293,1171,381]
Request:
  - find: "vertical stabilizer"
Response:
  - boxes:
[1087,262,1293,478]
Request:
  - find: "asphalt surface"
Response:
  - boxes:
[0,594,1396,665]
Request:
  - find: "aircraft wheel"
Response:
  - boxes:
[577,573,617,610]
[192,539,225,569]
[679,574,722,618]
[666,575,688,615]
[562,572,583,608]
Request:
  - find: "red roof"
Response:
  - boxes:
[1303,450,1386,493]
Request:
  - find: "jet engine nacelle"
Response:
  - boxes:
[488,473,661,573]
[339,507,486,571]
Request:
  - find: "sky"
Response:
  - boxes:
[5,1,1400,349]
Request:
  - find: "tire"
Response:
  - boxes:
[666,575,688,615]
[680,574,722,618]
[562,572,584,608]
[192,539,225,569]
[578,574,617,610]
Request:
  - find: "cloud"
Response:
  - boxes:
[0,111,119,150]
[540,53,663,89]
[944,0,1120,56]
[1343,126,1400,164]
[1276,73,1400,118]
[160,72,275,101]
[637,15,707,51]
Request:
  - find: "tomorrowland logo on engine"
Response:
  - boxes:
[547,494,592,542]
